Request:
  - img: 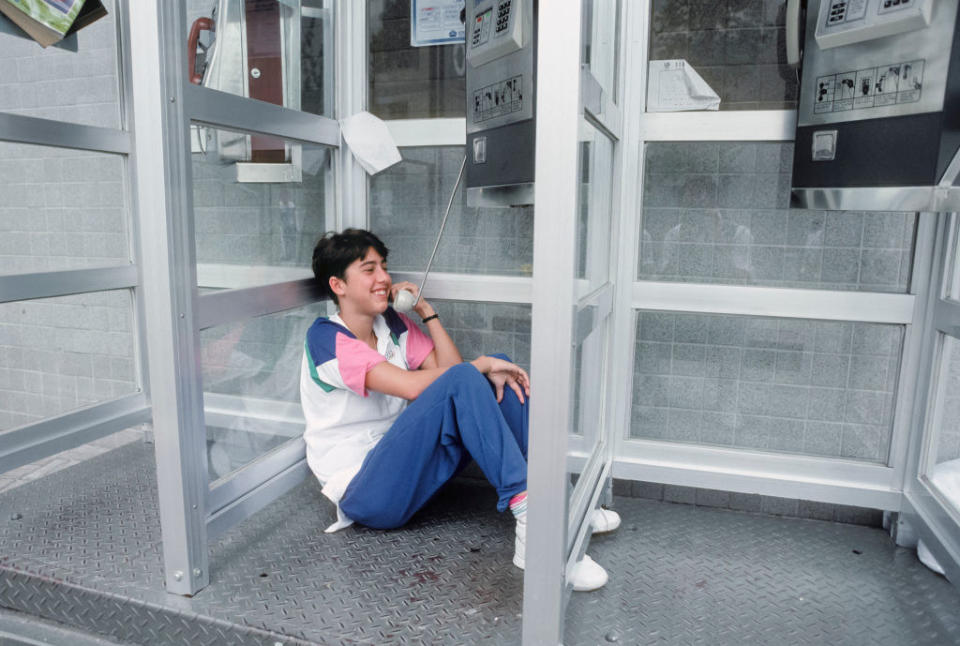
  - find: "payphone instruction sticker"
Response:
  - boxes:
[410,0,465,47]
[472,75,523,123]
[814,59,924,114]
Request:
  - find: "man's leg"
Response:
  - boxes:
[339,362,527,529]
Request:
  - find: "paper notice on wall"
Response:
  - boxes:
[410,0,465,47]
[647,60,720,112]
[339,111,402,176]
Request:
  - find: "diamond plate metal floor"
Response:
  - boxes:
[0,442,958,645]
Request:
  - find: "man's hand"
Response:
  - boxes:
[470,356,531,404]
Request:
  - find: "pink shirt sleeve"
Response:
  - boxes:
[397,312,435,369]
[335,332,387,397]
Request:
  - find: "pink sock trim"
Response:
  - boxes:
[509,492,527,508]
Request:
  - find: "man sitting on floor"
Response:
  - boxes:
[300,228,614,590]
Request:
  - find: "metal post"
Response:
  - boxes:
[523,1,583,643]
[336,0,368,230]
[128,0,210,595]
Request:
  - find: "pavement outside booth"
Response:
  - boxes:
[0,439,958,645]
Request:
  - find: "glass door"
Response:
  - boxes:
[523,1,622,642]
[902,213,960,583]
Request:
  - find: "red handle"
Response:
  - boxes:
[187,17,214,85]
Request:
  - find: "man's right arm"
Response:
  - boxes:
[365,355,530,402]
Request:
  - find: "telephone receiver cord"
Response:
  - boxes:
[405,154,467,311]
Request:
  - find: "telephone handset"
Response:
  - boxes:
[787,0,805,68]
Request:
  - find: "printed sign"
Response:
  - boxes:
[411,0,465,47]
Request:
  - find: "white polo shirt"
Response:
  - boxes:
[300,308,434,531]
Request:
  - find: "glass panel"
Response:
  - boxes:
[649,0,797,111]
[430,300,531,370]
[0,0,121,129]
[631,311,903,463]
[368,0,466,119]
[186,0,332,117]
[640,142,916,292]
[926,334,960,514]
[0,290,137,431]
[0,142,129,275]
[191,125,333,288]
[584,0,620,102]
[948,215,960,302]
[370,146,534,276]
[201,303,326,481]
[576,122,614,284]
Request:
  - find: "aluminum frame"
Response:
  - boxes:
[198,279,326,329]
[898,213,960,585]
[0,266,138,304]
[0,393,149,475]
[524,1,585,643]
[0,112,130,154]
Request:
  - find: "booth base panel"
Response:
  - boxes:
[0,442,957,646]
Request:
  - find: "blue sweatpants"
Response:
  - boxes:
[339,354,529,530]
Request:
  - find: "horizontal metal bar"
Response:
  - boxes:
[614,440,902,510]
[640,110,796,142]
[203,392,305,427]
[632,281,915,324]
[0,393,150,474]
[185,84,340,146]
[386,118,466,147]
[792,187,960,212]
[196,263,312,289]
[0,266,139,304]
[0,112,131,154]
[207,452,309,541]
[391,271,533,304]
[197,278,326,330]
[208,437,306,514]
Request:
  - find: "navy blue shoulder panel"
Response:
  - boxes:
[382,307,409,340]
[305,317,354,366]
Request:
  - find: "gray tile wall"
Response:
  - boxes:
[641,142,915,293]
[632,311,903,463]
[0,1,120,128]
[431,300,531,372]
[192,139,331,269]
[0,6,136,430]
[370,147,534,276]
[0,291,136,431]
[611,478,885,526]
[650,0,798,110]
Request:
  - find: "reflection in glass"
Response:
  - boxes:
[576,122,614,284]
[632,311,903,464]
[370,147,534,276]
[583,0,620,102]
[0,290,137,431]
[640,142,916,292]
[368,0,466,119]
[649,0,797,110]
[191,126,333,288]
[186,0,332,117]
[929,336,960,515]
[0,142,130,276]
[201,303,327,481]
[0,0,121,129]
[429,300,531,371]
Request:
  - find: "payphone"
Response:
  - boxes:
[464,0,536,207]
[791,0,960,211]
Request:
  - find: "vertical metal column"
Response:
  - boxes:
[335,0,368,230]
[129,0,210,595]
[523,1,583,643]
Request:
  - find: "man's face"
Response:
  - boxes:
[332,247,392,316]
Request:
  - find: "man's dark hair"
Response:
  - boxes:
[312,229,390,305]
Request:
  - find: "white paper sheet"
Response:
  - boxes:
[339,111,402,176]
[410,0,465,47]
[646,59,721,112]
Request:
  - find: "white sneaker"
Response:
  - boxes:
[570,554,608,592]
[513,512,527,569]
[590,508,621,534]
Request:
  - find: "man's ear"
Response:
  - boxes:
[329,275,346,297]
